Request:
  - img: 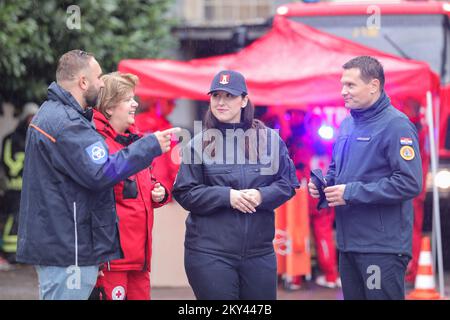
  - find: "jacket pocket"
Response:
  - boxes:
[244,165,272,189]
[378,209,385,232]
[91,206,119,256]
[345,204,385,245]
[203,165,232,175]
[203,165,237,188]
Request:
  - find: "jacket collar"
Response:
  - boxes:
[47,82,92,120]
[216,122,247,133]
[92,109,141,145]
[350,91,391,123]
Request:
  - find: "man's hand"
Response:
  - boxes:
[230,189,257,213]
[324,184,347,207]
[308,179,320,199]
[152,183,166,203]
[154,127,181,153]
[241,189,262,207]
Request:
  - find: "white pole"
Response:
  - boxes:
[426,91,445,297]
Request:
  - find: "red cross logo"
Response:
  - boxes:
[112,286,125,300]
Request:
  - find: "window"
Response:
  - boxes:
[289,14,448,83]
[203,0,273,25]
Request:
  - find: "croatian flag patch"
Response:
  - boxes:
[400,137,413,145]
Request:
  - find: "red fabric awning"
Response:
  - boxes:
[118,16,439,108]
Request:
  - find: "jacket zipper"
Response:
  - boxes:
[137,173,149,271]
[335,132,352,250]
[240,164,249,256]
[73,202,78,267]
[109,191,120,271]
[143,199,149,271]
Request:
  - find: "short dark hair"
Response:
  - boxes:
[56,50,94,82]
[343,56,385,89]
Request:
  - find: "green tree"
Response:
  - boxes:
[0,0,176,110]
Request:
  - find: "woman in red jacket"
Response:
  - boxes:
[94,72,170,300]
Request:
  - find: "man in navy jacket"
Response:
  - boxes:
[308,56,422,299]
[17,50,178,299]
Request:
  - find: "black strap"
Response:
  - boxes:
[114,132,140,146]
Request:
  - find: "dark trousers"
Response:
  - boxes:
[184,248,277,300]
[339,251,410,300]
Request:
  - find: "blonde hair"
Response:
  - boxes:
[97,72,139,118]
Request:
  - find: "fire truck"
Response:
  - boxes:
[276,0,450,265]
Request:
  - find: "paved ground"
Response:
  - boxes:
[1,264,449,300]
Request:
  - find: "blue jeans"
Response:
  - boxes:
[35,265,98,300]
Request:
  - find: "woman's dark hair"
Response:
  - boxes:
[203,95,266,159]
[204,96,265,130]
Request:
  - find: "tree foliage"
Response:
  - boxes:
[0,0,176,110]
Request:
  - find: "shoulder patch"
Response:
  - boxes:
[85,141,107,164]
[400,137,413,145]
[400,146,415,161]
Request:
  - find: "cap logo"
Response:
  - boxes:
[219,74,230,85]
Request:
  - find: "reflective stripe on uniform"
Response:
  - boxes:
[2,214,17,253]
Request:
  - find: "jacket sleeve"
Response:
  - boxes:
[343,117,423,204]
[172,142,231,215]
[51,122,162,191]
[257,135,300,211]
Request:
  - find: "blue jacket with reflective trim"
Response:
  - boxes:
[325,92,422,256]
[17,82,162,266]
[173,123,299,258]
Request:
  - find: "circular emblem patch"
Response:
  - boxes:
[91,146,106,161]
[400,146,415,161]
[112,286,125,300]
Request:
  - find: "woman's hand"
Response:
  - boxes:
[152,183,166,203]
[230,189,257,213]
[241,189,262,207]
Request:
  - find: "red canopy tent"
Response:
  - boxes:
[118,16,439,108]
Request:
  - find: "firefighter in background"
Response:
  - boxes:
[288,110,341,289]
[0,103,39,263]
[135,98,179,191]
[400,98,430,284]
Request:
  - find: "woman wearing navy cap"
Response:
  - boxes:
[173,70,299,299]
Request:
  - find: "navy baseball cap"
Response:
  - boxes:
[208,70,248,96]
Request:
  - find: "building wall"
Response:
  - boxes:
[175,0,289,26]
[151,202,190,287]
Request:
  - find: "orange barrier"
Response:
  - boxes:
[274,183,311,278]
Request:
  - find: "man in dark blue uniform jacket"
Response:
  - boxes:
[308,56,422,300]
[16,50,178,300]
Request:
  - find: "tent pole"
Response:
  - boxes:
[426,91,445,298]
